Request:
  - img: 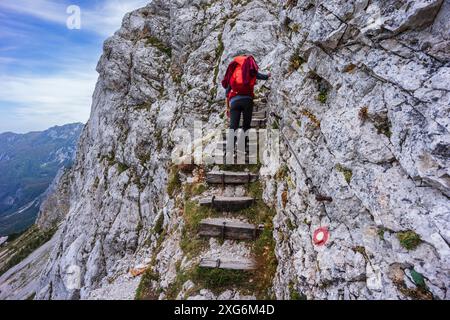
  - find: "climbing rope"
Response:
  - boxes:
[270,112,330,245]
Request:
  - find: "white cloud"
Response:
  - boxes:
[0,0,150,36]
[0,0,151,133]
[0,68,97,133]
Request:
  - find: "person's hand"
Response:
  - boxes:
[268,72,272,78]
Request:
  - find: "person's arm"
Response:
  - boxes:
[256,72,270,80]
[225,85,231,97]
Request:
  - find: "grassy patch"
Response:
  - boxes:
[146,36,172,57]
[275,164,289,181]
[154,129,163,151]
[247,181,263,199]
[285,0,298,8]
[184,183,207,200]
[165,267,195,299]
[397,230,421,250]
[336,164,352,184]
[153,214,164,235]
[167,166,181,198]
[286,218,296,231]
[135,269,160,300]
[134,102,152,111]
[289,281,306,300]
[377,227,386,240]
[358,106,369,122]
[0,226,57,277]
[317,90,327,103]
[374,118,392,138]
[117,162,129,174]
[213,33,224,83]
[289,50,305,72]
[300,109,320,127]
[252,226,277,299]
[192,267,250,291]
[179,201,212,259]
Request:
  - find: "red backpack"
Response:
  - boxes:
[228,56,257,99]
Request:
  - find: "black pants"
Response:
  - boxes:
[229,98,253,131]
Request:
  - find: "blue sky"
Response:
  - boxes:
[0,0,150,133]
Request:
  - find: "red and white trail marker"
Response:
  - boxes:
[313,227,329,246]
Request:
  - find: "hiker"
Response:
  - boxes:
[221,55,270,131]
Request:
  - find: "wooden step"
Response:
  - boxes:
[253,111,266,118]
[199,218,264,240]
[250,118,267,128]
[217,141,258,151]
[199,257,256,270]
[199,196,255,211]
[206,171,258,184]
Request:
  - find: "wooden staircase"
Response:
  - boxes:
[206,171,258,184]
[195,106,269,271]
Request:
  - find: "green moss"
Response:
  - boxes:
[101,151,116,167]
[336,164,352,184]
[374,119,392,138]
[135,269,160,300]
[289,282,306,300]
[137,152,151,167]
[117,162,129,174]
[154,129,163,151]
[275,164,289,181]
[146,36,172,57]
[377,227,385,240]
[93,177,100,190]
[167,166,181,198]
[286,218,296,231]
[153,214,164,235]
[289,50,305,72]
[397,230,422,250]
[317,91,327,103]
[134,102,152,111]
[213,33,224,83]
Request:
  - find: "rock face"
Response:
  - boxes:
[31,0,449,300]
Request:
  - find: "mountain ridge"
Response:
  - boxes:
[0,122,84,236]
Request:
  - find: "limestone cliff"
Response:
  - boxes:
[28,0,449,300]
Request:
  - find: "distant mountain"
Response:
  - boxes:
[0,123,84,236]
